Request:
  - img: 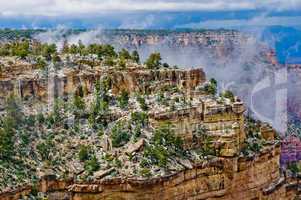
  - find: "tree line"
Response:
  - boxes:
[0,39,169,70]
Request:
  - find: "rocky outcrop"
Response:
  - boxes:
[0,67,206,108]
[1,144,298,200]
[0,61,293,200]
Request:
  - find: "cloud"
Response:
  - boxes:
[179,16,301,29]
[0,0,301,17]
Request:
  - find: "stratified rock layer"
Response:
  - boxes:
[0,63,296,200]
[0,67,205,109]
[1,144,298,200]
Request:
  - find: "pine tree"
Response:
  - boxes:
[62,39,70,54]
[145,52,162,69]
[131,50,140,64]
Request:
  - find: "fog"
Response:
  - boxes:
[34,28,300,134]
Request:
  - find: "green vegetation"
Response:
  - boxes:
[89,78,112,129]
[117,90,129,109]
[243,137,263,154]
[287,162,300,175]
[131,50,140,64]
[241,117,264,156]
[195,125,217,157]
[117,57,126,69]
[37,138,54,161]
[131,112,148,127]
[78,145,91,162]
[145,52,162,69]
[118,48,131,60]
[73,91,86,116]
[143,123,184,168]
[0,95,22,160]
[35,57,47,70]
[139,168,152,177]
[0,35,273,193]
[203,78,217,96]
[111,121,130,148]
[78,145,100,175]
[221,90,235,102]
[84,155,100,174]
[136,95,148,111]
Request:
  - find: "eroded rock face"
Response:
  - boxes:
[0,67,205,108]
[0,64,294,200]
[0,145,297,200]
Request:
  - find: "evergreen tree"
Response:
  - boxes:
[36,57,47,70]
[52,52,61,63]
[0,95,22,159]
[145,52,162,69]
[62,39,70,54]
[119,48,131,60]
[117,90,129,109]
[117,57,126,69]
[131,50,140,64]
[69,44,79,54]
[78,40,87,56]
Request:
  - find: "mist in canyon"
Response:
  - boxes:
[34,27,300,134]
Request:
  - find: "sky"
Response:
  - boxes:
[0,0,300,29]
[0,0,301,16]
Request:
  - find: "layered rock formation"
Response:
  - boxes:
[0,64,298,200]
[1,144,299,200]
[0,64,205,110]
[0,35,297,199]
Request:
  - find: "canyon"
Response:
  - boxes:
[0,30,299,200]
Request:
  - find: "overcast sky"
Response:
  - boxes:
[0,0,300,29]
[0,0,300,16]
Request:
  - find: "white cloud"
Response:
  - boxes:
[179,16,301,29]
[0,0,300,16]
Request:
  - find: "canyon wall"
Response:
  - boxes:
[1,144,297,200]
[0,67,205,109]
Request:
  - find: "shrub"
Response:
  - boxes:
[131,50,140,64]
[156,92,165,104]
[117,58,126,69]
[104,57,115,67]
[133,125,142,141]
[24,115,36,127]
[0,95,23,159]
[36,57,47,70]
[143,123,184,168]
[52,98,64,123]
[101,44,117,58]
[139,158,150,168]
[117,90,129,109]
[111,121,130,148]
[140,168,152,177]
[5,94,23,126]
[163,63,170,68]
[0,122,15,159]
[204,78,217,96]
[118,48,131,60]
[222,90,235,102]
[37,139,53,160]
[84,155,100,174]
[144,145,169,168]
[113,158,122,168]
[145,52,162,69]
[131,112,148,127]
[241,137,263,156]
[78,145,90,162]
[73,94,85,111]
[136,95,148,111]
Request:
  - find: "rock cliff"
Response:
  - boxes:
[0,39,297,200]
[0,65,297,200]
